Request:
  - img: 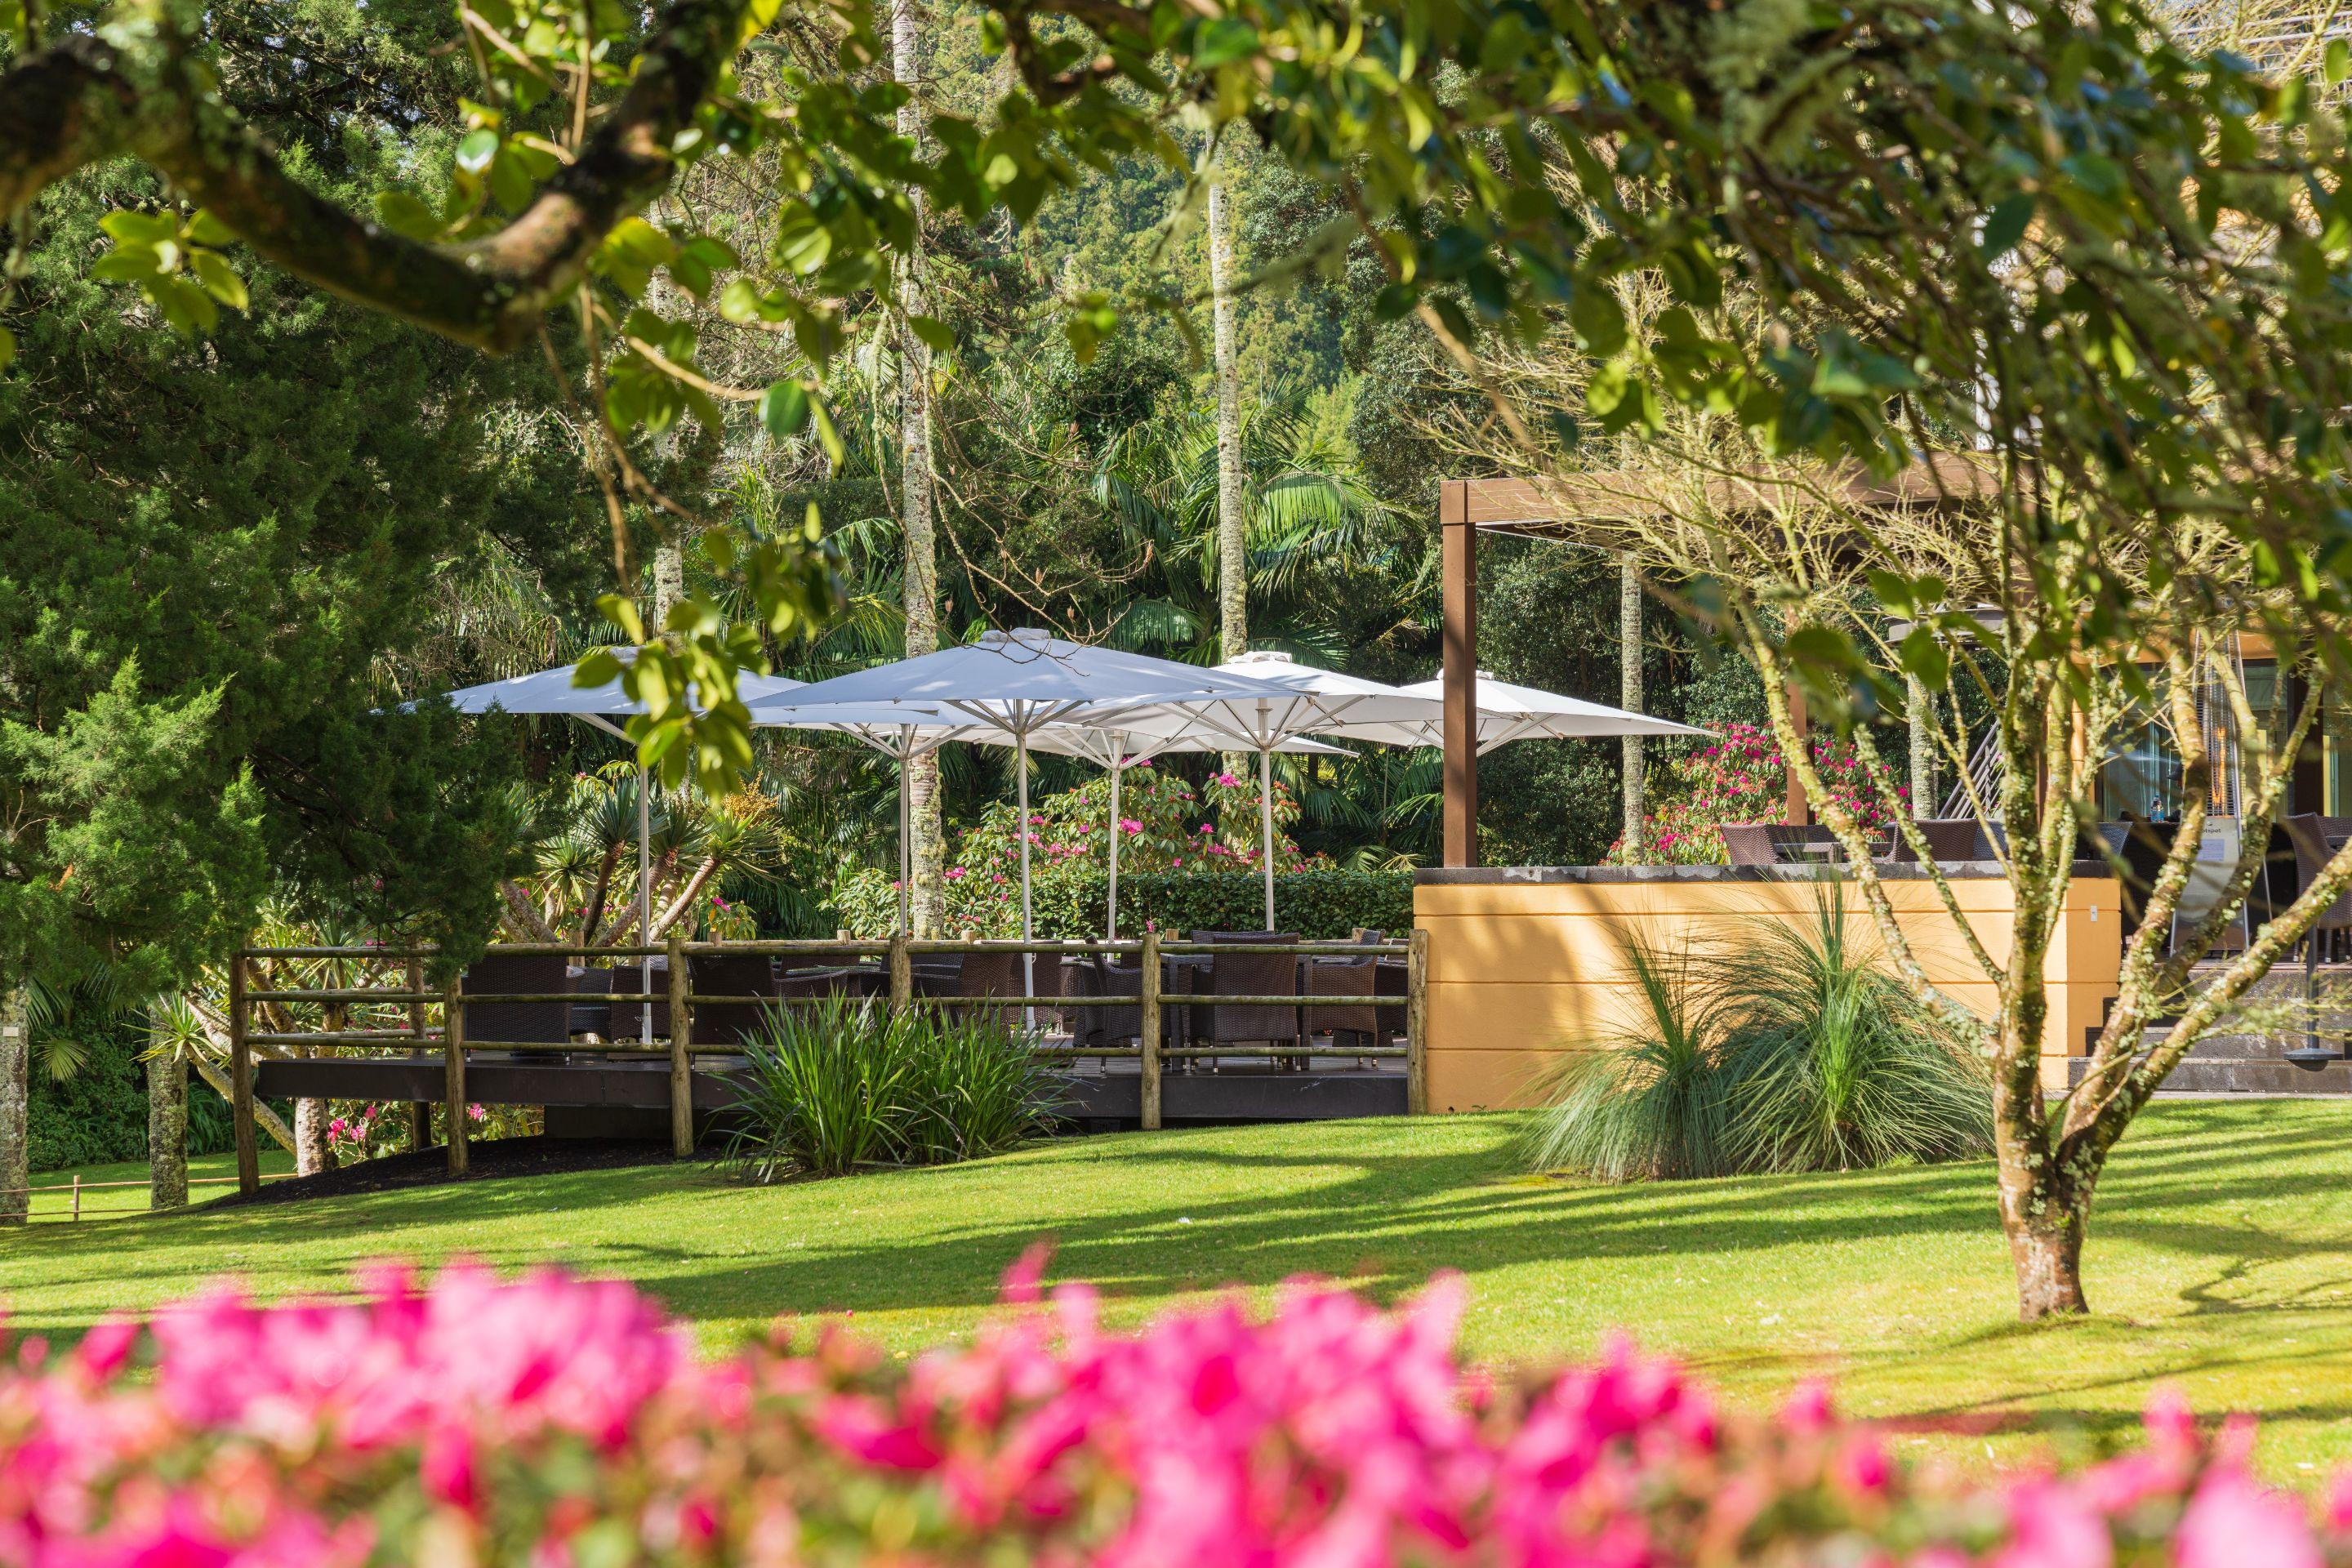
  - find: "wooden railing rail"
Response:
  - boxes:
[225,928,1431,1188]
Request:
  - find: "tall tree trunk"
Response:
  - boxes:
[1209,163,1246,662]
[147,1027,189,1211]
[0,979,27,1224]
[296,1090,332,1175]
[653,533,685,626]
[896,0,946,934]
[1909,674,1936,817]
[1619,554,1644,857]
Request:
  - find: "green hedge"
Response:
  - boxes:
[28,1020,238,1174]
[842,868,1414,941]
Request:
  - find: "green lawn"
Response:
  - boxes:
[6,1102,2352,1481]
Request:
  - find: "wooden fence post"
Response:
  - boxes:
[1405,928,1430,1116]
[70,1174,80,1222]
[667,931,693,1158]
[406,956,430,1152]
[889,931,912,1017]
[1139,929,1162,1131]
[443,973,468,1177]
[229,953,260,1196]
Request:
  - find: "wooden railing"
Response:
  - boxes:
[227,931,1431,1196]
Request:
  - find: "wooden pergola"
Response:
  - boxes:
[1437,461,2005,866]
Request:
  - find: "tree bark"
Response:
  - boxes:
[1909,673,1936,818]
[1619,553,1644,856]
[0,980,27,1224]
[896,0,947,937]
[147,1033,189,1211]
[296,1091,332,1175]
[1209,162,1247,662]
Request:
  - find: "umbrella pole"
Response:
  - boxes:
[1258,744,1276,931]
[1107,748,1121,943]
[639,763,653,1042]
[898,743,911,938]
[1018,729,1034,1032]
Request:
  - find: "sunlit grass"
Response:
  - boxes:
[6,1102,2352,1481]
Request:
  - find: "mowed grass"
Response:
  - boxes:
[6,1101,2352,1480]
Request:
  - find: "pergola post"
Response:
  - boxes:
[1441,480,1478,867]
[1783,681,1811,825]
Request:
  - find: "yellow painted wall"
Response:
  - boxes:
[1414,872,2123,1111]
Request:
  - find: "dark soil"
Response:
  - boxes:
[208,1136,683,1207]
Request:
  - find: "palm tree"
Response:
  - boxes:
[1091,382,1402,662]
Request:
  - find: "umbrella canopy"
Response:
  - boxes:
[1067,651,1446,929]
[751,631,1298,1009]
[1370,671,1711,755]
[432,652,806,1039]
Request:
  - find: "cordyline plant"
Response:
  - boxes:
[2,1256,2343,1567]
[9,0,2352,799]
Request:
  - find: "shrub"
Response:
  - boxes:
[1607,722,1909,865]
[1526,882,1992,1180]
[0,1261,2334,1568]
[1716,885,1993,1172]
[839,865,1415,940]
[1517,935,1735,1181]
[27,1018,239,1173]
[723,995,1060,1180]
[835,766,1412,939]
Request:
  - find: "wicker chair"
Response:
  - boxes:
[1721,823,1779,866]
[565,964,615,1039]
[1190,932,1303,1066]
[1886,817,1985,864]
[1305,957,1380,1062]
[953,951,1023,1031]
[688,951,778,1049]
[1056,953,1105,1050]
[461,952,572,1049]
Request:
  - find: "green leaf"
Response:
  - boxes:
[190,251,248,311]
[185,209,235,247]
[1979,193,2034,260]
[1570,286,1625,357]
[758,380,810,440]
[594,595,646,644]
[374,190,443,241]
[99,210,178,247]
[907,314,956,353]
[0,325,15,373]
[808,396,846,466]
[91,252,162,283]
[455,128,500,175]
[1192,16,1260,68]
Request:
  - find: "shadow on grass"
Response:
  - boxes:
[14,1103,2352,1398]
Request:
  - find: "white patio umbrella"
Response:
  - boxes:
[1356,670,1710,753]
[748,630,1296,1013]
[1082,651,1450,930]
[434,651,805,1039]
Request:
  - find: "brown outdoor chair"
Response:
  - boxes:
[461,952,571,1049]
[1722,823,1778,866]
[1191,931,1304,1065]
[1056,953,1106,1050]
[953,951,1023,1031]
[1305,957,1380,1056]
[2106,814,2180,947]
[565,964,614,1038]
[1886,818,1984,864]
[1765,823,1838,862]
[688,951,779,1049]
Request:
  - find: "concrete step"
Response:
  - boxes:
[2068,1050,2352,1094]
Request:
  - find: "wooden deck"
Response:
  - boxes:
[254,1051,1408,1126]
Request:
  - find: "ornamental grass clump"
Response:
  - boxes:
[0,1258,2335,1568]
[723,994,1060,1181]
[1524,882,1992,1181]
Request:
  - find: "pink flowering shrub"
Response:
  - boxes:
[840,764,1328,936]
[1610,723,1909,865]
[2,1259,2336,1568]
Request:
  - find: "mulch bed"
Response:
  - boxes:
[208,1137,683,1207]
